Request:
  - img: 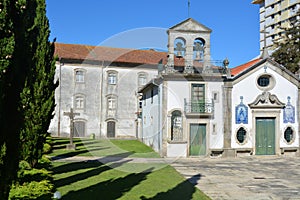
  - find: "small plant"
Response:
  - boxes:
[43,143,52,154]
[90,133,96,140]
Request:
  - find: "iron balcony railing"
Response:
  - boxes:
[184,98,214,114]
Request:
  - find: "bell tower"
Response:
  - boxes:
[166,18,212,74]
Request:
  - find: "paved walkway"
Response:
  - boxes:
[171,156,300,200]
[52,155,300,199]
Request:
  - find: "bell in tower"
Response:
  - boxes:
[166,18,212,74]
[193,39,205,61]
[174,41,186,58]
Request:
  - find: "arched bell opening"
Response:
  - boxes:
[193,38,205,61]
[174,37,186,58]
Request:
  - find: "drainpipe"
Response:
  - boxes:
[99,61,104,138]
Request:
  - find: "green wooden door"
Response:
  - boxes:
[189,124,206,156]
[255,118,275,155]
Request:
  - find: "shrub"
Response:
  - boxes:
[43,143,52,154]
[9,180,53,200]
[10,159,54,199]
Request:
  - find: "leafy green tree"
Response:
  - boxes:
[19,0,56,168]
[0,0,56,198]
[0,0,30,199]
[272,11,300,73]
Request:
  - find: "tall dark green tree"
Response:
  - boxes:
[19,0,56,168]
[271,11,300,73]
[0,0,56,198]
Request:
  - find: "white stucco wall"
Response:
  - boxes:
[49,63,102,137]
[166,80,224,150]
[232,62,299,150]
[141,84,162,153]
[49,62,158,138]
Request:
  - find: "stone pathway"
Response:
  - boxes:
[171,156,300,200]
[52,155,300,199]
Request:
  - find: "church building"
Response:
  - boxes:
[138,18,300,157]
[49,18,300,157]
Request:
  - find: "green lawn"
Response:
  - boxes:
[49,137,160,158]
[51,138,210,200]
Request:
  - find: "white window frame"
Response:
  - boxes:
[75,69,85,83]
[74,94,85,110]
[107,71,117,85]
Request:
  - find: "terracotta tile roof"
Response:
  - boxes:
[231,58,262,76]
[54,43,222,70]
[54,43,167,65]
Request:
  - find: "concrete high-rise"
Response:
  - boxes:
[252,0,300,53]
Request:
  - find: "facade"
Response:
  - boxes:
[252,0,300,53]
[139,18,300,157]
[49,44,165,138]
[49,17,300,158]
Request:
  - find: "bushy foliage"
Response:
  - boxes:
[9,160,54,200]
[19,0,57,168]
[9,180,53,200]
[0,0,56,197]
[272,11,300,73]
[43,143,52,154]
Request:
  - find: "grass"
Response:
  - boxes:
[49,137,160,158]
[50,137,211,200]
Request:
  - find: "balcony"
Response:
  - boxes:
[184,98,214,117]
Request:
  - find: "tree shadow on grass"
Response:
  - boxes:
[141,174,203,200]
[52,152,133,174]
[51,147,110,160]
[54,159,131,188]
[62,167,154,200]
[53,140,99,150]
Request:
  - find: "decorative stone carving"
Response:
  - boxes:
[165,54,175,73]
[248,92,285,109]
[202,65,213,74]
[184,60,194,74]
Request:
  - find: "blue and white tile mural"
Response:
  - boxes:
[236,96,248,124]
[283,96,295,123]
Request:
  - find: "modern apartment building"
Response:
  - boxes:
[252,0,300,53]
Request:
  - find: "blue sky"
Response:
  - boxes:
[46,0,260,67]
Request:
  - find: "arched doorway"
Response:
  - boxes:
[107,121,116,138]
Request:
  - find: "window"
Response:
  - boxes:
[192,84,205,101]
[108,72,117,85]
[256,74,275,91]
[171,110,183,141]
[257,76,270,87]
[74,95,85,110]
[151,89,154,104]
[138,73,148,87]
[107,96,117,118]
[236,127,247,144]
[212,92,219,103]
[284,127,294,143]
[191,84,205,113]
[75,70,84,83]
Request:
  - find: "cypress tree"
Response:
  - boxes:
[0,0,56,198]
[19,0,57,168]
[271,11,300,73]
[0,0,31,198]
